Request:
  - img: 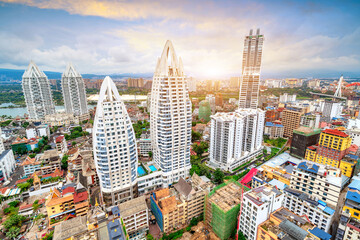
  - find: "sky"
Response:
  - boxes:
[0,0,360,78]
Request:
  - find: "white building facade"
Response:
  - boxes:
[209,108,264,171]
[150,40,192,186]
[61,63,89,117]
[0,128,15,182]
[238,184,284,240]
[22,61,55,120]
[93,76,138,206]
[321,100,343,122]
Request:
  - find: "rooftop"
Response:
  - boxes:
[293,126,321,136]
[118,195,147,217]
[322,129,349,138]
[40,149,59,160]
[245,184,282,206]
[53,215,87,240]
[208,181,242,212]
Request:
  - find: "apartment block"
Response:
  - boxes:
[128,78,144,88]
[290,127,320,159]
[289,160,349,207]
[238,184,284,240]
[55,135,68,153]
[118,196,149,240]
[21,156,41,176]
[151,174,213,233]
[138,131,151,157]
[282,108,302,138]
[301,114,321,129]
[257,207,331,240]
[283,188,335,233]
[264,121,284,139]
[40,149,61,175]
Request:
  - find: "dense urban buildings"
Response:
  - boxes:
[150,40,192,186]
[238,29,264,109]
[209,108,264,171]
[93,76,138,206]
[61,63,89,117]
[127,78,144,88]
[22,61,55,119]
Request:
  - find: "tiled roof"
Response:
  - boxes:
[55,135,65,143]
[322,129,349,138]
[62,187,75,195]
[73,191,88,203]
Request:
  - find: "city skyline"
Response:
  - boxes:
[0,0,360,78]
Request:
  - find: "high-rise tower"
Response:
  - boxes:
[150,40,192,186]
[238,29,264,109]
[22,61,55,119]
[61,63,88,116]
[93,76,138,206]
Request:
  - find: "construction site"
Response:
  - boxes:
[204,179,246,240]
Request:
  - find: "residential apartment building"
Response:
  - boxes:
[238,29,264,109]
[93,76,138,206]
[61,63,89,117]
[289,160,349,207]
[67,147,83,172]
[301,114,321,129]
[118,196,149,240]
[21,156,41,176]
[151,174,213,233]
[257,207,331,240]
[138,132,151,157]
[150,40,192,186]
[45,183,89,224]
[282,107,302,138]
[283,187,335,233]
[209,108,264,171]
[279,93,296,103]
[321,100,343,122]
[22,61,55,120]
[137,162,163,195]
[26,124,50,139]
[230,76,240,89]
[290,127,320,159]
[127,78,144,88]
[40,149,61,175]
[55,135,68,153]
[264,121,284,138]
[238,184,284,240]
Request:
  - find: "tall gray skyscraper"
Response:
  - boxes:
[150,40,192,186]
[93,76,138,206]
[22,61,55,119]
[238,29,264,109]
[61,63,88,116]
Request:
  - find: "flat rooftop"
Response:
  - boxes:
[208,182,242,212]
[245,184,282,206]
[118,195,147,217]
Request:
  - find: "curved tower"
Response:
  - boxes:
[61,63,88,116]
[150,40,192,186]
[22,61,55,119]
[93,76,138,206]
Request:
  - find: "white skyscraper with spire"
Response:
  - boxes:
[61,63,88,116]
[22,61,55,119]
[150,40,192,186]
[93,76,138,206]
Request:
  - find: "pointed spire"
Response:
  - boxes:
[95,198,99,207]
[97,76,123,104]
[23,61,47,78]
[62,62,82,78]
[155,40,183,77]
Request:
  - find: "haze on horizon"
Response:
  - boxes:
[0,0,359,79]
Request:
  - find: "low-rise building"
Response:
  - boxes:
[67,147,83,172]
[257,207,331,240]
[43,113,80,126]
[283,187,335,233]
[137,162,163,195]
[238,184,284,240]
[138,132,151,157]
[79,150,99,188]
[21,156,41,176]
[118,196,149,240]
[264,121,284,139]
[151,174,213,233]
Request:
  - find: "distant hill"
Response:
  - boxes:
[0,68,152,83]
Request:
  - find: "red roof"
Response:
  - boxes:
[307,146,317,150]
[62,187,75,195]
[55,136,65,143]
[16,177,30,185]
[322,129,349,138]
[73,191,88,203]
[0,187,9,194]
[19,203,33,211]
[240,168,258,185]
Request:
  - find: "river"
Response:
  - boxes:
[0,104,96,118]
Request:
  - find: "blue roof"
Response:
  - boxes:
[268,179,287,190]
[346,191,360,204]
[107,219,125,240]
[318,200,326,206]
[347,154,359,160]
[111,206,120,217]
[275,124,284,127]
[324,207,335,215]
[309,227,332,240]
[298,162,319,174]
[348,179,360,191]
[266,122,274,127]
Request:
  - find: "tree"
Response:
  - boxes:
[33,148,40,153]
[191,130,202,142]
[72,141,77,147]
[17,182,31,192]
[6,226,20,239]
[148,151,153,158]
[43,145,51,151]
[3,214,25,230]
[22,121,29,129]
[32,200,40,212]
[238,230,246,240]
[146,234,155,240]
[29,153,36,158]
[213,168,224,184]
[61,155,68,170]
